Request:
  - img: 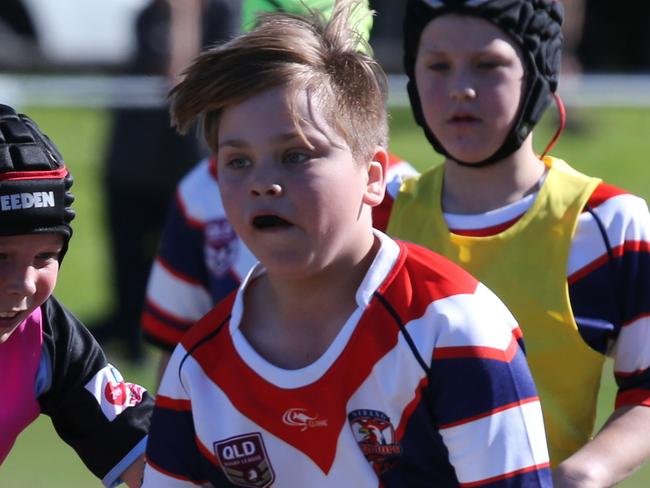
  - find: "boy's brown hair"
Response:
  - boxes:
[169,0,388,163]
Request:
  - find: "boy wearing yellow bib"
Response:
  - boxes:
[389,0,650,486]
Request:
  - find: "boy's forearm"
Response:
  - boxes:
[120,454,145,487]
[553,405,650,487]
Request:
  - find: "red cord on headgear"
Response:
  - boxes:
[540,92,566,161]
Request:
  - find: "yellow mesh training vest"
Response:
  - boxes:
[387,157,604,465]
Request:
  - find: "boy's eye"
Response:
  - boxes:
[283,151,310,165]
[35,253,59,264]
[427,62,449,71]
[225,156,251,170]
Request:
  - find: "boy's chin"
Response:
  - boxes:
[0,324,22,343]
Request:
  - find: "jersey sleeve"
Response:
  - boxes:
[38,297,153,487]
[601,193,650,409]
[427,283,551,486]
[142,346,210,487]
[372,154,419,233]
[141,192,214,351]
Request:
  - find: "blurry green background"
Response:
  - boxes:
[1,104,650,486]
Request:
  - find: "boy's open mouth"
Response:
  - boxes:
[252,215,293,230]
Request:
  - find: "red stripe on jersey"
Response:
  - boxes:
[450,215,523,237]
[197,436,221,467]
[512,327,523,340]
[622,311,650,328]
[145,297,196,326]
[459,462,551,487]
[158,256,204,286]
[615,389,650,409]
[156,395,192,411]
[145,456,208,484]
[439,396,540,430]
[175,192,206,230]
[586,182,628,208]
[433,335,519,363]
[394,375,429,441]
[387,152,405,167]
[183,242,479,474]
[568,241,649,285]
[141,312,186,347]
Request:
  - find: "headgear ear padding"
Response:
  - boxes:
[403,0,564,166]
[0,104,75,258]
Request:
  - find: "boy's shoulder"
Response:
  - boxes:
[380,239,481,309]
[180,289,238,354]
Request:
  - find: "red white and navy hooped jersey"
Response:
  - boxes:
[143,232,551,487]
[141,154,418,350]
[444,179,650,410]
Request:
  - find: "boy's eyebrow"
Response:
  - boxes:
[218,132,311,150]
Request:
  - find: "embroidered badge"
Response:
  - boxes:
[204,218,239,277]
[348,409,402,472]
[84,364,146,421]
[214,433,275,487]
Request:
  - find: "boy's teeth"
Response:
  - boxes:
[0,311,19,318]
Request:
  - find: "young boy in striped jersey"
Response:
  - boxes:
[388,0,650,485]
[141,2,551,486]
[140,0,417,385]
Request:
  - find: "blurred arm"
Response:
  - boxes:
[554,405,650,487]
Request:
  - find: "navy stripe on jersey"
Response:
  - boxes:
[158,196,210,285]
[145,399,209,483]
[431,347,539,427]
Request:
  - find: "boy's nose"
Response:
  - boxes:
[450,86,477,101]
[251,182,283,197]
[6,266,37,297]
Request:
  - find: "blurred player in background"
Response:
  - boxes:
[93,0,240,362]
[0,104,153,487]
[388,0,650,485]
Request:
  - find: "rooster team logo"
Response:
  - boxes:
[214,433,275,488]
[205,218,238,276]
[348,409,402,471]
[282,408,328,431]
[84,364,146,421]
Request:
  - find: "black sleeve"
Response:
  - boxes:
[38,297,154,481]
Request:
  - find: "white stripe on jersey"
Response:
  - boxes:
[570,193,650,276]
[147,260,213,322]
[409,283,519,353]
[612,315,650,375]
[177,159,225,222]
[440,400,548,485]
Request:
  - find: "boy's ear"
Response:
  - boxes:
[363,147,388,207]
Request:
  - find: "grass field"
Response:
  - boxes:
[2,104,650,486]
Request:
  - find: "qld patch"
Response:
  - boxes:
[214,433,275,487]
[204,218,238,277]
[84,364,146,421]
[348,409,402,471]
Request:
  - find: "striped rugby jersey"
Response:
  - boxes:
[143,232,551,487]
[141,154,418,350]
[445,179,650,410]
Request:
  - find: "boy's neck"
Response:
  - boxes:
[239,232,380,370]
[441,138,547,214]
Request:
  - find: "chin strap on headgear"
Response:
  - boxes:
[404,0,564,167]
[0,104,75,260]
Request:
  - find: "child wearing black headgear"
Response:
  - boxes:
[388,0,650,485]
[0,104,153,487]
